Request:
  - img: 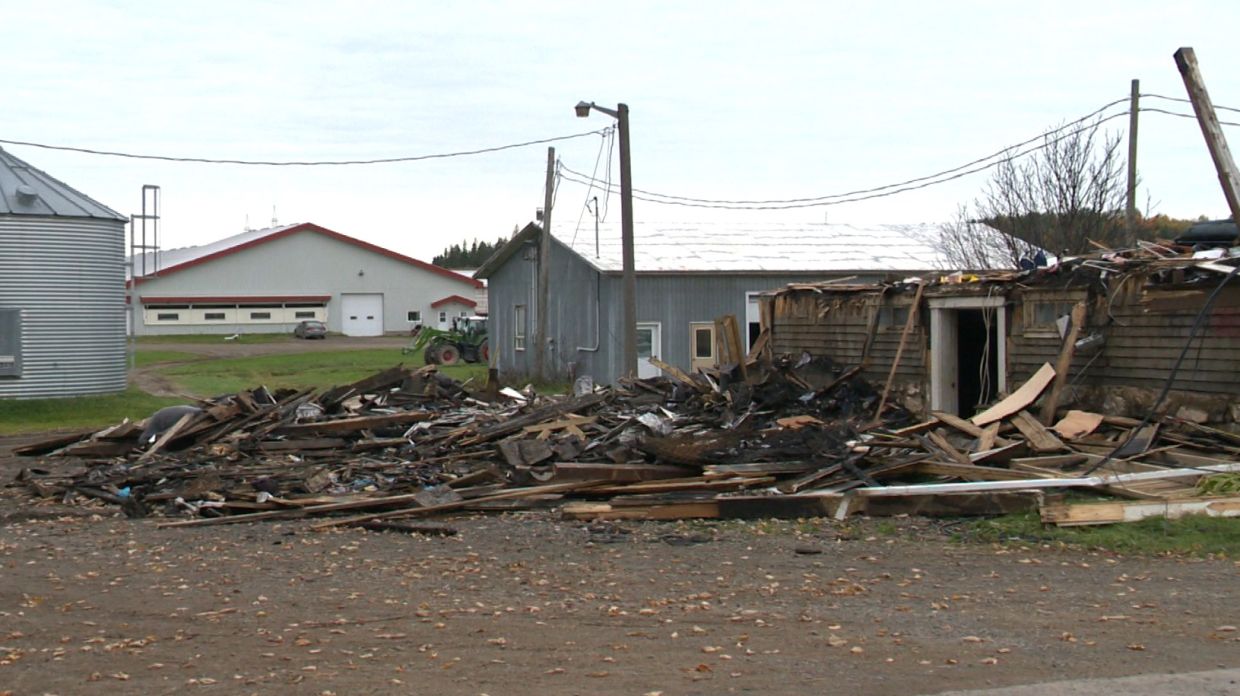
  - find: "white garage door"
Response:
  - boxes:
[341,293,384,336]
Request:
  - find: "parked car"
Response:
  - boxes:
[293,320,327,339]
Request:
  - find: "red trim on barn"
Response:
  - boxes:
[430,294,478,309]
[128,222,482,288]
[141,295,332,305]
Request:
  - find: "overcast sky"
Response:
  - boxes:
[4,1,1240,263]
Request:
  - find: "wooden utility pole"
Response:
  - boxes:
[1126,78,1140,241]
[617,104,638,379]
[1174,48,1240,224]
[534,147,555,381]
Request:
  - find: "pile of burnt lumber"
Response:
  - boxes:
[11,358,1240,529]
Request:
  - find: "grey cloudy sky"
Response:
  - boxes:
[4,0,1239,262]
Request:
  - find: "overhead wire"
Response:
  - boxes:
[562,97,1132,206]
[1142,93,1240,115]
[0,129,609,166]
[568,127,612,248]
[558,110,1134,210]
[1139,106,1240,129]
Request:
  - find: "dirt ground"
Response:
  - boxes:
[3,436,1239,695]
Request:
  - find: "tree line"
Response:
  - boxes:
[433,236,508,268]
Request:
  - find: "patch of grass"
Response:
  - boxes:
[0,387,186,435]
[964,511,1240,557]
[134,350,203,368]
[157,349,488,395]
[136,333,297,345]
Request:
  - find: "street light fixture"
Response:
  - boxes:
[576,100,637,378]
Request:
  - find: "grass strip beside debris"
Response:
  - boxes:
[134,349,203,368]
[964,511,1240,557]
[0,387,186,435]
[158,349,488,396]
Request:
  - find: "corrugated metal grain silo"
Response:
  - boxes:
[0,147,129,399]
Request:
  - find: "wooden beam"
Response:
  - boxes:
[1040,301,1087,424]
[1010,410,1067,453]
[972,363,1056,426]
[873,282,925,420]
[1042,495,1240,526]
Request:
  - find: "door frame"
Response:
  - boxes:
[928,296,1006,414]
[636,321,662,379]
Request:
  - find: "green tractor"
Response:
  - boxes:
[403,316,490,366]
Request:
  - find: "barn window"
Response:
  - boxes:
[249,311,272,320]
[692,323,714,359]
[407,310,422,323]
[1023,294,1083,335]
[156,312,180,321]
[204,312,226,321]
[294,311,316,319]
[514,305,527,351]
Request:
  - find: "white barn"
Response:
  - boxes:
[128,222,482,337]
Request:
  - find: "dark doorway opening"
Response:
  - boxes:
[956,309,999,417]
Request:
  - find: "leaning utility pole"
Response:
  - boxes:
[1126,78,1140,241]
[1174,47,1240,224]
[534,147,555,381]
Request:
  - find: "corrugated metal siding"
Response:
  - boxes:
[0,216,128,399]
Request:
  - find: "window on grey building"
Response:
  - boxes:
[514,305,527,351]
[407,310,422,323]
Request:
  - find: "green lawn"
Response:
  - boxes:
[964,511,1240,557]
[158,349,488,396]
[0,387,187,435]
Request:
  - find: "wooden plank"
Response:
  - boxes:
[972,363,1056,426]
[274,411,434,436]
[1052,410,1105,439]
[926,430,973,466]
[544,462,694,482]
[1042,496,1240,526]
[933,411,1014,448]
[137,412,198,463]
[561,501,721,521]
[1009,410,1067,453]
[521,415,597,434]
[1040,301,1087,424]
[914,461,1053,481]
[859,491,1042,517]
[873,282,925,420]
[1010,454,1089,469]
[977,423,1000,452]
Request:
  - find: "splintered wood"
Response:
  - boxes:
[12,353,1240,529]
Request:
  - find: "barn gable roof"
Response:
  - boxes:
[128,222,482,288]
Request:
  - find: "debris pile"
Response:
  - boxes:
[10,358,1240,529]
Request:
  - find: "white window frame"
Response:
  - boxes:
[690,322,715,360]
[514,304,527,351]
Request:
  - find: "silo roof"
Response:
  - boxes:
[0,147,127,221]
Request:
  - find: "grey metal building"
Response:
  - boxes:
[476,221,1007,384]
[0,147,130,399]
[129,223,482,337]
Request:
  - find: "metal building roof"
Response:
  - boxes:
[549,221,1012,273]
[127,222,482,287]
[0,147,127,221]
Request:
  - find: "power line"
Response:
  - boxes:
[564,97,1132,206]
[559,110,1133,210]
[569,128,612,248]
[1142,93,1240,115]
[0,129,609,166]
[1140,106,1240,128]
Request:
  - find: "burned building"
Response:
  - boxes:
[763,243,1240,425]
